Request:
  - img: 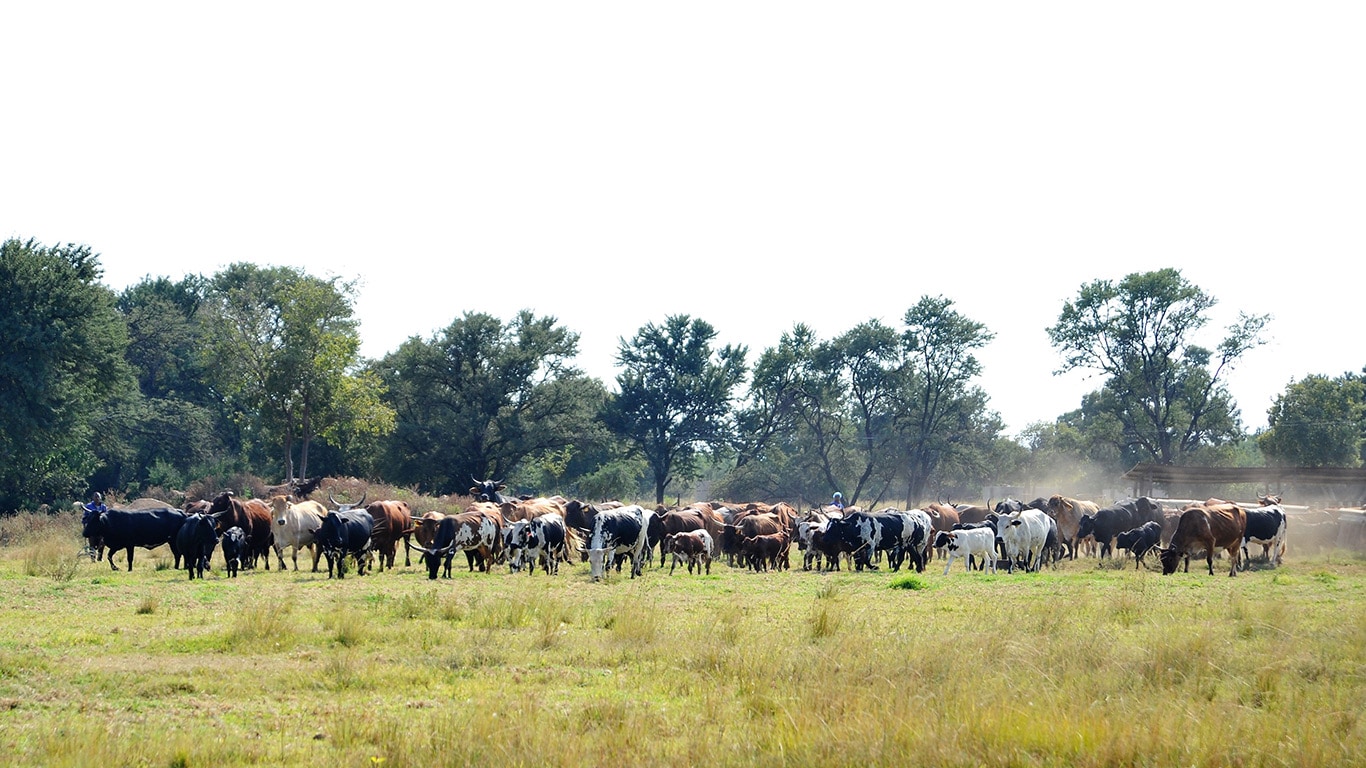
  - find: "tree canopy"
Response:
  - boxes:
[1047,268,1268,466]
[606,315,746,504]
[1258,371,1365,467]
[0,239,132,511]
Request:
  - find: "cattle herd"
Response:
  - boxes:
[75,479,1293,582]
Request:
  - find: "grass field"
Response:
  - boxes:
[1,511,1364,767]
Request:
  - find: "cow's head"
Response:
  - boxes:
[80,507,104,539]
[469,478,505,502]
[1076,514,1095,540]
[588,547,610,581]
[1158,547,1182,575]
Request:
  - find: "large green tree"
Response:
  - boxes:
[1259,371,1366,467]
[0,239,133,511]
[377,310,605,495]
[114,276,225,489]
[897,296,998,506]
[1047,268,1268,466]
[606,315,746,504]
[201,264,388,481]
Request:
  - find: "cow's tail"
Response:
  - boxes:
[563,527,584,563]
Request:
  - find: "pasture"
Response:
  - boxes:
[1,511,1364,767]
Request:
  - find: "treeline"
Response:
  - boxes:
[2,238,1363,513]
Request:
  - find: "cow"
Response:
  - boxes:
[204,492,275,570]
[365,500,414,571]
[1241,501,1288,568]
[796,516,830,571]
[412,504,504,578]
[586,505,654,581]
[175,513,219,580]
[311,508,375,578]
[469,478,513,504]
[268,495,326,571]
[411,511,447,551]
[81,505,187,572]
[518,513,579,575]
[657,506,722,567]
[666,529,713,575]
[955,504,992,526]
[721,513,785,567]
[924,502,960,562]
[823,511,903,572]
[1115,521,1164,570]
[994,508,1051,573]
[500,496,566,523]
[1076,499,1159,560]
[741,531,790,572]
[221,526,248,577]
[934,528,997,575]
[1160,502,1248,577]
[502,519,532,572]
[1045,495,1099,559]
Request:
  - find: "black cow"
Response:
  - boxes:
[176,513,219,580]
[81,506,187,571]
[221,526,248,578]
[1115,521,1163,570]
[1076,502,1152,560]
[469,477,512,504]
[312,509,375,578]
[413,515,461,579]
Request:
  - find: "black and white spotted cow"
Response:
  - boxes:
[518,512,577,575]
[1241,502,1288,568]
[586,505,653,581]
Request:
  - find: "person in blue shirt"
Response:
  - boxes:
[831,492,844,510]
[83,492,107,516]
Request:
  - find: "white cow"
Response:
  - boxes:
[796,518,829,571]
[268,495,327,571]
[935,528,997,575]
[995,508,1051,573]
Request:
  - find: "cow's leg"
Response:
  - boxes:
[403,535,412,568]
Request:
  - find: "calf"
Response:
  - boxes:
[935,528,996,575]
[1115,521,1163,570]
[518,513,577,575]
[741,531,790,572]
[666,530,714,575]
[221,526,248,578]
[176,513,219,580]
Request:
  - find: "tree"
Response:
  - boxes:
[0,239,133,511]
[376,311,605,495]
[1259,372,1366,467]
[114,276,225,489]
[1047,269,1268,465]
[201,264,386,481]
[605,315,746,504]
[897,296,998,506]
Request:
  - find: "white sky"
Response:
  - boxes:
[4,2,1362,437]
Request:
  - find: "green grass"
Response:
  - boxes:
[1,517,1364,766]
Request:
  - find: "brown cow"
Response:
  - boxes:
[741,531,791,572]
[366,500,414,571]
[1160,502,1247,577]
[924,503,960,562]
[721,512,783,566]
[1045,495,1099,559]
[205,492,274,570]
[412,511,447,550]
[500,496,567,523]
[955,504,992,526]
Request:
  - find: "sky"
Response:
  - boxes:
[4,3,1363,437]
